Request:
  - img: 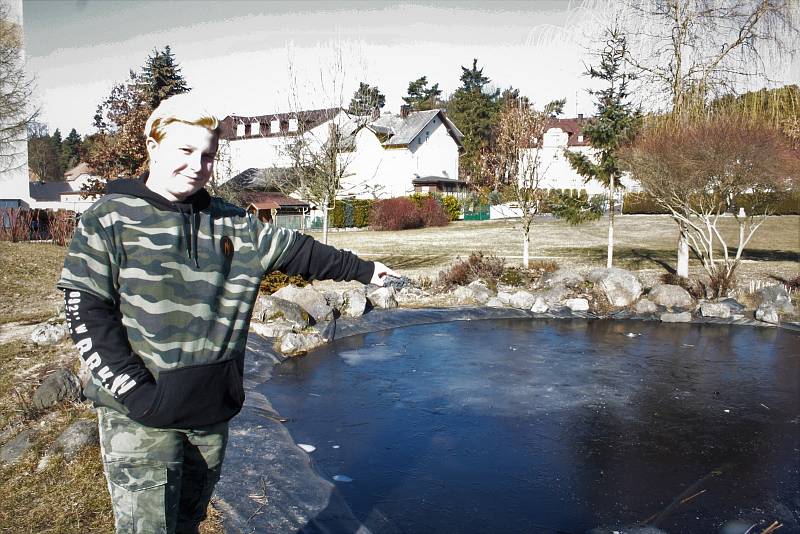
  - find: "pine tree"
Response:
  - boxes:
[402,76,442,111]
[446,59,501,185]
[347,82,385,115]
[61,128,82,170]
[565,27,640,268]
[142,45,190,109]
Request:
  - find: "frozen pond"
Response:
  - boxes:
[259,319,799,533]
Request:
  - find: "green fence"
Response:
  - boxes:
[463,204,490,221]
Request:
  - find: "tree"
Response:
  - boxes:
[27,123,60,181]
[622,117,799,296]
[447,59,502,186]
[485,97,565,268]
[142,45,190,109]
[565,27,641,268]
[0,3,37,174]
[711,84,800,146]
[61,128,82,170]
[403,76,443,111]
[347,82,385,115]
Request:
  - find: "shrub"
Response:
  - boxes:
[733,191,800,215]
[259,270,308,294]
[370,198,423,231]
[622,192,671,214]
[549,191,603,224]
[0,208,33,242]
[438,252,506,288]
[418,197,448,227]
[440,195,461,221]
[659,272,704,299]
[330,199,373,228]
[48,210,77,246]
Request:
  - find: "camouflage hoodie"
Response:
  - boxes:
[59,177,373,428]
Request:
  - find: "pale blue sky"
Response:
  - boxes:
[22,0,799,137]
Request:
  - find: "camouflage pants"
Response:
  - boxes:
[97,407,228,534]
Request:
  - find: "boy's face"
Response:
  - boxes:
[146,122,218,202]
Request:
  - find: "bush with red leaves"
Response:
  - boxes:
[369,198,423,231]
[418,197,449,227]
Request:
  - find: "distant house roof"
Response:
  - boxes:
[220,108,341,140]
[29,181,71,201]
[549,117,590,147]
[64,162,94,181]
[224,167,294,190]
[411,175,467,186]
[371,109,463,148]
[245,192,310,209]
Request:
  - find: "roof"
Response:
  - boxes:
[220,108,342,140]
[224,168,292,190]
[29,181,71,201]
[411,175,467,185]
[245,192,309,208]
[247,200,280,210]
[371,109,464,148]
[64,162,94,181]
[550,117,590,147]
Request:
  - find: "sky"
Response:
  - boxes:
[21,0,800,137]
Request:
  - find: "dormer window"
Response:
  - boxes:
[236,123,245,137]
[288,118,298,132]
[270,119,279,133]
[577,135,584,143]
[251,122,260,136]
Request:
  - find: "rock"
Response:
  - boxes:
[250,320,296,339]
[509,290,536,310]
[382,276,410,291]
[660,311,692,323]
[323,290,344,310]
[340,288,367,317]
[496,291,514,305]
[30,322,67,346]
[32,368,82,410]
[275,331,326,356]
[51,420,98,460]
[756,284,794,314]
[700,302,731,319]
[531,297,549,313]
[538,285,571,305]
[649,284,693,309]
[0,429,36,466]
[272,285,334,322]
[467,281,492,304]
[254,294,311,327]
[634,298,658,314]
[565,298,590,312]
[542,268,584,289]
[755,305,780,325]
[452,286,476,305]
[367,287,398,309]
[588,268,642,307]
[717,297,746,313]
[396,287,426,305]
[485,297,505,308]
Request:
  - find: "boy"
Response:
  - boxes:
[58,93,396,533]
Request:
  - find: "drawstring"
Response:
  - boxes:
[191,205,200,269]
[179,203,200,269]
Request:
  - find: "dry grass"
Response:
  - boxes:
[0,242,66,326]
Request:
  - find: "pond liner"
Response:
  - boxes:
[213,307,798,534]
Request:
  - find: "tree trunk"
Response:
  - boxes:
[523,230,530,269]
[321,197,329,245]
[677,228,689,277]
[607,175,614,269]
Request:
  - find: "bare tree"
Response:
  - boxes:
[0,3,37,174]
[486,96,565,268]
[622,116,799,296]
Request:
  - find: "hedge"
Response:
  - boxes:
[330,199,373,228]
[622,191,800,215]
[622,192,671,214]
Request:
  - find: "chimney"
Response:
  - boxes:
[400,104,411,118]
[578,113,584,120]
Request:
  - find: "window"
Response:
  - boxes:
[251,122,260,136]
[236,123,245,137]
[288,118,298,132]
[577,135,584,143]
[418,137,422,145]
[270,119,279,133]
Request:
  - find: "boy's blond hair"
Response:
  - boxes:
[144,93,220,143]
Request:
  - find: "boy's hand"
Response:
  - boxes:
[370,261,400,286]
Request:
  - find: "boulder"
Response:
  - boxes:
[509,290,536,310]
[485,297,505,308]
[367,287,398,309]
[340,288,368,317]
[250,320,296,339]
[756,285,794,314]
[496,291,514,305]
[275,331,326,356]
[323,290,344,310]
[531,297,549,313]
[0,429,36,466]
[452,286,477,305]
[542,268,584,289]
[32,368,82,410]
[252,295,310,327]
[717,297,746,313]
[634,298,658,314]
[467,281,492,304]
[588,268,642,307]
[755,305,780,325]
[51,420,98,460]
[660,311,692,323]
[30,322,67,346]
[700,302,731,319]
[649,284,693,309]
[538,285,571,305]
[272,285,334,322]
[565,298,590,312]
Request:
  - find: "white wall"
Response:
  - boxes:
[408,117,459,181]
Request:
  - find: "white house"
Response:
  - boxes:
[28,162,102,213]
[219,106,464,200]
[521,117,640,196]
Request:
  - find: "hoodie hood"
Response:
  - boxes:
[107,173,212,268]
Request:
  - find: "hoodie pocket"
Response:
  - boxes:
[138,359,245,429]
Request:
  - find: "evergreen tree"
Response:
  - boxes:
[446,59,501,185]
[51,128,65,178]
[142,45,190,109]
[61,128,82,170]
[402,76,442,111]
[565,27,640,268]
[347,82,385,115]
